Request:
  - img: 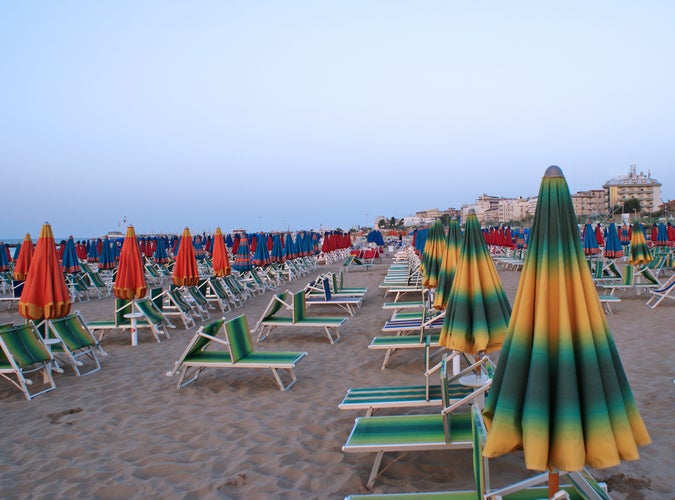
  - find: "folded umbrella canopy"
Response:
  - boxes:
[18,223,72,321]
[113,225,147,300]
[483,166,650,495]
[581,222,601,256]
[87,239,99,263]
[603,221,624,259]
[438,210,511,355]
[98,237,116,270]
[0,242,10,272]
[172,227,200,287]
[13,233,34,281]
[211,227,231,277]
[233,233,253,273]
[432,218,463,311]
[628,220,653,266]
[61,236,81,274]
[153,236,170,264]
[420,220,446,289]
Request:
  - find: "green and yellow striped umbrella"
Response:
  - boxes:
[483,166,650,476]
[628,220,653,266]
[432,218,463,311]
[438,210,511,355]
[421,220,446,289]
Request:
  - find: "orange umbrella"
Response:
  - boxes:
[113,225,147,300]
[172,227,199,287]
[13,233,35,280]
[18,223,72,320]
[211,227,231,277]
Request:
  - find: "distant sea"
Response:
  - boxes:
[2,237,89,246]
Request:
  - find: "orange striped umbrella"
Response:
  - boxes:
[172,227,199,287]
[113,225,147,300]
[13,233,35,280]
[211,227,231,277]
[18,223,71,320]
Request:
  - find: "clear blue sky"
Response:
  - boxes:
[2,1,674,239]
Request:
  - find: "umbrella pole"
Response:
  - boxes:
[548,470,560,499]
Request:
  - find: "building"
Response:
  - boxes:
[603,165,662,214]
[571,189,606,218]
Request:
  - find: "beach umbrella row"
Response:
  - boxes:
[13,233,34,280]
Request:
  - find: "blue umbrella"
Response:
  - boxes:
[13,242,21,261]
[252,233,271,267]
[232,233,252,272]
[87,239,99,262]
[367,230,385,246]
[61,237,81,273]
[603,222,624,259]
[581,222,601,256]
[98,237,116,270]
[154,236,170,264]
[0,242,9,271]
[284,233,296,260]
[270,234,285,263]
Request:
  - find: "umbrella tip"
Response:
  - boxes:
[544,165,564,178]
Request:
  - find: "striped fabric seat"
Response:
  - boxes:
[167,315,307,391]
[47,312,106,376]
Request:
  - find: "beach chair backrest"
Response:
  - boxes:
[136,298,165,324]
[225,315,253,362]
[623,264,634,285]
[264,292,289,321]
[169,289,191,313]
[49,313,96,351]
[440,355,451,441]
[187,286,208,306]
[322,277,332,300]
[472,404,489,498]
[192,318,226,354]
[292,291,306,322]
[115,298,133,326]
[0,323,52,367]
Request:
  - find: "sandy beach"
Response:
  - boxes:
[0,252,672,499]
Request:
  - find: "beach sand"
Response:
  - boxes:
[0,254,671,499]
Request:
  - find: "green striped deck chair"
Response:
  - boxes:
[0,322,56,400]
[204,278,235,312]
[303,278,362,316]
[185,285,213,320]
[291,291,347,344]
[599,264,660,296]
[46,312,106,376]
[339,345,490,416]
[159,288,196,329]
[134,298,175,341]
[342,357,474,489]
[336,270,367,296]
[254,291,294,342]
[87,298,132,340]
[166,316,307,391]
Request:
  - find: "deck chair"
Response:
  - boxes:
[342,356,480,489]
[646,273,675,308]
[332,270,368,296]
[304,277,363,316]
[290,290,348,344]
[599,264,660,296]
[0,279,24,310]
[159,288,196,329]
[344,404,607,499]
[185,285,214,320]
[199,278,234,312]
[0,322,56,400]
[45,311,107,376]
[339,345,491,416]
[166,315,307,391]
[88,298,172,344]
[255,291,295,342]
[79,262,112,297]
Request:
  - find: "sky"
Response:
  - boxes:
[2,1,674,239]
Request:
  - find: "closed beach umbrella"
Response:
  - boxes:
[603,221,624,259]
[98,237,116,270]
[87,239,99,262]
[61,236,81,274]
[211,227,231,277]
[113,225,147,300]
[173,227,200,287]
[652,222,668,247]
[421,220,445,289]
[0,242,10,271]
[438,210,511,355]
[432,219,463,311]
[270,233,285,264]
[482,167,650,495]
[13,233,34,280]
[153,236,170,264]
[18,222,72,320]
[284,233,296,260]
[581,222,601,256]
[252,233,271,267]
[628,221,652,266]
[233,233,253,273]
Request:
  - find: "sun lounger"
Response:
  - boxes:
[166,315,307,391]
[0,279,23,310]
[342,356,478,488]
[646,273,675,309]
[304,277,363,316]
[185,285,214,320]
[88,297,174,344]
[45,311,107,376]
[0,322,56,400]
[339,348,491,416]
[158,288,197,329]
[598,264,660,296]
[256,290,348,344]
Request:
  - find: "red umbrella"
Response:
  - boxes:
[18,223,72,321]
[172,227,199,287]
[211,227,232,277]
[13,233,35,280]
[113,225,147,301]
